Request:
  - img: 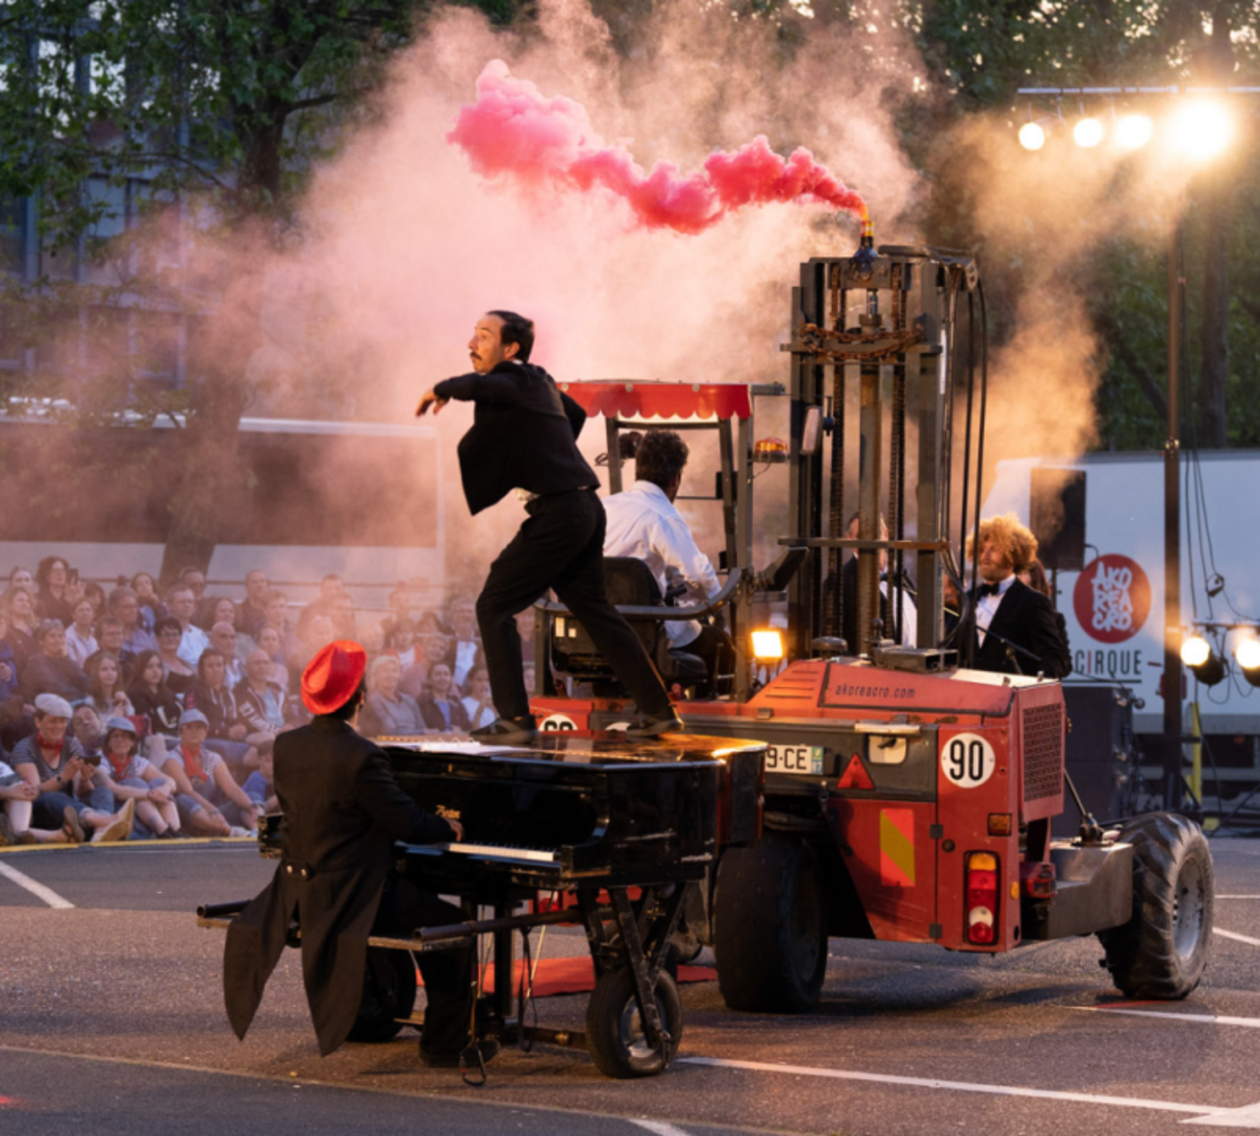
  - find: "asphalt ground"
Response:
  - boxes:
[1,837,1258,1136]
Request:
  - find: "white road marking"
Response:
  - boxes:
[0,860,74,909]
[631,1121,694,1136]
[1216,928,1260,947]
[679,1057,1260,1127]
[1072,1006,1260,1029]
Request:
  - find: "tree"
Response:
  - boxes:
[0,0,527,582]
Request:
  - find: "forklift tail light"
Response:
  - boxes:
[966,851,999,945]
[752,629,785,661]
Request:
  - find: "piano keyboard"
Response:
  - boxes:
[434,841,559,864]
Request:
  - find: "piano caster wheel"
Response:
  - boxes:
[585,967,682,1079]
[347,947,417,1043]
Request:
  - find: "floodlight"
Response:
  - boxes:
[1170,99,1233,161]
[1073,117,1104,148]
[1116,113,1153,150]
[1181,633,1225,686]
[1018,122,1046,151]
[751,629,784,662]
[1235,636,1260,688]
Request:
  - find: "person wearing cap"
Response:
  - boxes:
[161,708,264,837]
[96,716,181,839]
[415,310,681,743]
[9,693,135,843]
[223,640,487,1066]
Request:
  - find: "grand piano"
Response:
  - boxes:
[200,731,765,1080]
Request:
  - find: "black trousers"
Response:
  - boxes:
[374,875,473,1057]
[477,489,673,721]
[680,623,735,681]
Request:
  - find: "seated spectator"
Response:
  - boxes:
[10,694,134,844]
[415,610,443,635]
[96,615,137,673]
[97,716,181,839]
[127,649,183,743]
[205,595,242,635]
[379,582,414,643]
[0,692,32,755]
[82,580,106,620]
[360,653,426,737]
[421,632,451,675]
[65,597,99,669]
[330,591,358,640]
[261,589,303,663]
[21,620,89,703]
[295,574,344,640]
[107,586,158,656]
[361,622,386,656]
[461,666,497,732]
[83,650,136,720]
[34,556,78,627]
[388,617,418,669]
[131,572,166,633]
[166,585,210,669]
[162,709,263,837]
[7,566,34,592]
[185,648,259,777]
[241,738,278,814]
[177,566,211,627]
[0,613,17,705]
[208,620,249,687]
[154,615,195,696]
[447,595,482,689]
[418,662,472,734]
[0,754,60,845]
[2,586,38,670]
[254,625,291,694]
[235,649,287,736]
[237,569,270,642]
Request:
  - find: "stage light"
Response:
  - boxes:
[1116,113,1154,150]
[1073,117,1105,148]
[1181,633,1225,686]
[751,629,784,662]
[1018,122,1046,151]
[1170,99,1233,161]
[1235,636,1260,688]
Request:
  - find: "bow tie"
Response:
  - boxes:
[977,582,1003,598]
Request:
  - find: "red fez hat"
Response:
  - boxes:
[301,639,368,715]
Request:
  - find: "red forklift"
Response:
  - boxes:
[528,240,1215,1013]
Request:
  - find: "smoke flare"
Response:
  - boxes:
[447,59,868,235]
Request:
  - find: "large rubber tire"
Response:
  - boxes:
[712,834,827,1013]
[585,966,682,1079]
[1098,812,1214,999]
[346,948,417,1043]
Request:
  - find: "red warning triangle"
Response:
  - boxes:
[837,753,875,791]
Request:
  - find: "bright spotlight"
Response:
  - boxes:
[1018,122,1046,151]
[1170,99,1233,161]
[1073,117,1104,148]
[1181,634,1225,686]
[1116,113,1153,150]
[1235,637,1260,688]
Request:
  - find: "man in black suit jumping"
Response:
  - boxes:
[963,513,1071,678]
[416,311,680,743]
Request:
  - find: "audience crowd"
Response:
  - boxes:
[0,557,505,847]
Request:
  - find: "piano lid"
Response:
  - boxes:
[373,731,766,768]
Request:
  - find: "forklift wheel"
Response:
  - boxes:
[585,966,681,1078]
[713,834,827,1013]
[1098,812,1214,999]
[346,947,417,1042]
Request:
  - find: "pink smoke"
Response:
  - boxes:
[447,60,868,235]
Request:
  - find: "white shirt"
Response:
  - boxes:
[603,481,721,650]
[177,624,211,668]
[65,626,99,669]
[878,575,919,648]
[452,639,479,688]
[975,574,1015,647]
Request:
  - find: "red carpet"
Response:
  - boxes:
[419,956,715,995]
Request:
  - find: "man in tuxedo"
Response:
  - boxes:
[415,311,679,743]
[223,640,488,1065]
[964,514,1071,678]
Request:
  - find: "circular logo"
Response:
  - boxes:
[1072,554,1151,644]
[941,732,996,788]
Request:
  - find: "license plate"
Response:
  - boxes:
[764,744,824,775]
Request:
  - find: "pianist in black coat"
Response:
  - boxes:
[222,641,473,1059]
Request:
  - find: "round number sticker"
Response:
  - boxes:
[539,713,578,732]
[940,733,996,788]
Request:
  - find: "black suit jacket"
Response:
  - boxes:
[965,578,1072,679]
[435,361,596,515]
[222,717,454,1055]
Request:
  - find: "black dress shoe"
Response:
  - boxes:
[624,714,684,740]
[469,717,538,744]
[420,1037,501,1069]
